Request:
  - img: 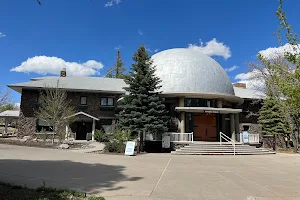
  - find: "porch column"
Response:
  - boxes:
[230,114,236,140]
[180,112,185,133]
[217,100,226,134]
[179,97,185,142]
[65,125,69,139]
[4,118,8,135]
[235,113,240,136]
[92,119,95,141]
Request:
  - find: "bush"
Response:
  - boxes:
[104,141,126,153]
[94,129,110,142]
[113,129,131,143]
[103,129,132,153]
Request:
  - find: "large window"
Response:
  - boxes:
[100,97,114,106]
[185,98,212,107]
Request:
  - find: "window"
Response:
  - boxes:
[80,96,87,105]
[100,97,114,106]
[100,119,113,125]
[185,98,212,107]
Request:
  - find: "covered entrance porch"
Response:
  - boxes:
[175,106,242,142]
[65,111,99,141]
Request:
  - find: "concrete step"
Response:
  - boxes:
[181,146,259,149]
[173,143,275,155]
[171,151,276,155]
[177,149,269,152]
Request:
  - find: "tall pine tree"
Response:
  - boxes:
[118,45,168,137]
[106,50,127,79]
[258,85,290,136]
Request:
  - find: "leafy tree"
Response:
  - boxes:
[105,50,127,79]
[0,104,14,112]
[118,45,168,149]
[35,81,75,144]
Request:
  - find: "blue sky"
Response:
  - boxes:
[1,0,300,103]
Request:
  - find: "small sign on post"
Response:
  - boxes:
[242,131,249,143]
[125,141,136,156]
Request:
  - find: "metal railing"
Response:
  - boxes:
[170,132,194,143]
[220,132,236,156]
[236,133,260,144]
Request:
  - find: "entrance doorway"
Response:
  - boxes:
[76,122,87,140]
[193,114,217,141]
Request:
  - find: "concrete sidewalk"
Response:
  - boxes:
[1,144,300,200]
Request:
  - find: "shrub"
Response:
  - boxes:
[103,129,132,153]
[94,129,110,142]
[113,129,131,143]
[104,141,126,153]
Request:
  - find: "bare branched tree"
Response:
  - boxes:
[0,89,11,108]
[35,81,75,144]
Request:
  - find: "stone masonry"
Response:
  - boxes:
[18,89,122,136]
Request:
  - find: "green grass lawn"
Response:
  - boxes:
[0,182,105,200]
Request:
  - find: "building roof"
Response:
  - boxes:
[152,48,235,97]
[0,110,20,118]
[66,111,99,120]
[175,107,242,114]
[8,76,127,94]
[233,87,265,99]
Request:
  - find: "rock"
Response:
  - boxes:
[21,136,31,142]
[58,144,69,149]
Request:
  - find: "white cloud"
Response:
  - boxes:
[225,65,239,72]
[104,0,121,7]
[138,29,143,35]
[114,45,123,50]
[234,70,264,89]
[11,56,104,76]
[188,38,231,60]
[145,45,159,54]
[0,32,6,37]
[259,43,300,59]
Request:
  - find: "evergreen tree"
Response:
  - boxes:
[258,85,290,136]
[118,45,168,138]
[106,50,127,79]
[258,97,287,135]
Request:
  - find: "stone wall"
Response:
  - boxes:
[17,90,39,136]
[262,134,287,149]
[67,92,121,118]
[239,99,262,124]
[17,89,122,136]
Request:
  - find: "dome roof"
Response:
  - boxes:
[152,48,235,97]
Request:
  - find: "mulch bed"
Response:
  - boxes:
[0,138,89,149]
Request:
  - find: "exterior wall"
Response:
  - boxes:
[67,92,121,119]
[238,99,263,140]
[17,89,122,136]
[17,89,39,136]
[239,99,261,124]
[165,97,179,132]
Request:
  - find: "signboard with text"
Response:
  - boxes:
[125,141,135,156]
[242,131,249,143]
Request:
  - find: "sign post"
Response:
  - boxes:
[125,141,136,156]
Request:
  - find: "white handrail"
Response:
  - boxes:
[169,132,194,143]
[220,132,235,156]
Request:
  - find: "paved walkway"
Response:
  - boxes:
[0,144,300,200]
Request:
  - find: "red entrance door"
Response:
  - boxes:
[193,114,217,141]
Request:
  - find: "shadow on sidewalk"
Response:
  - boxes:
[0,159,143,195]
